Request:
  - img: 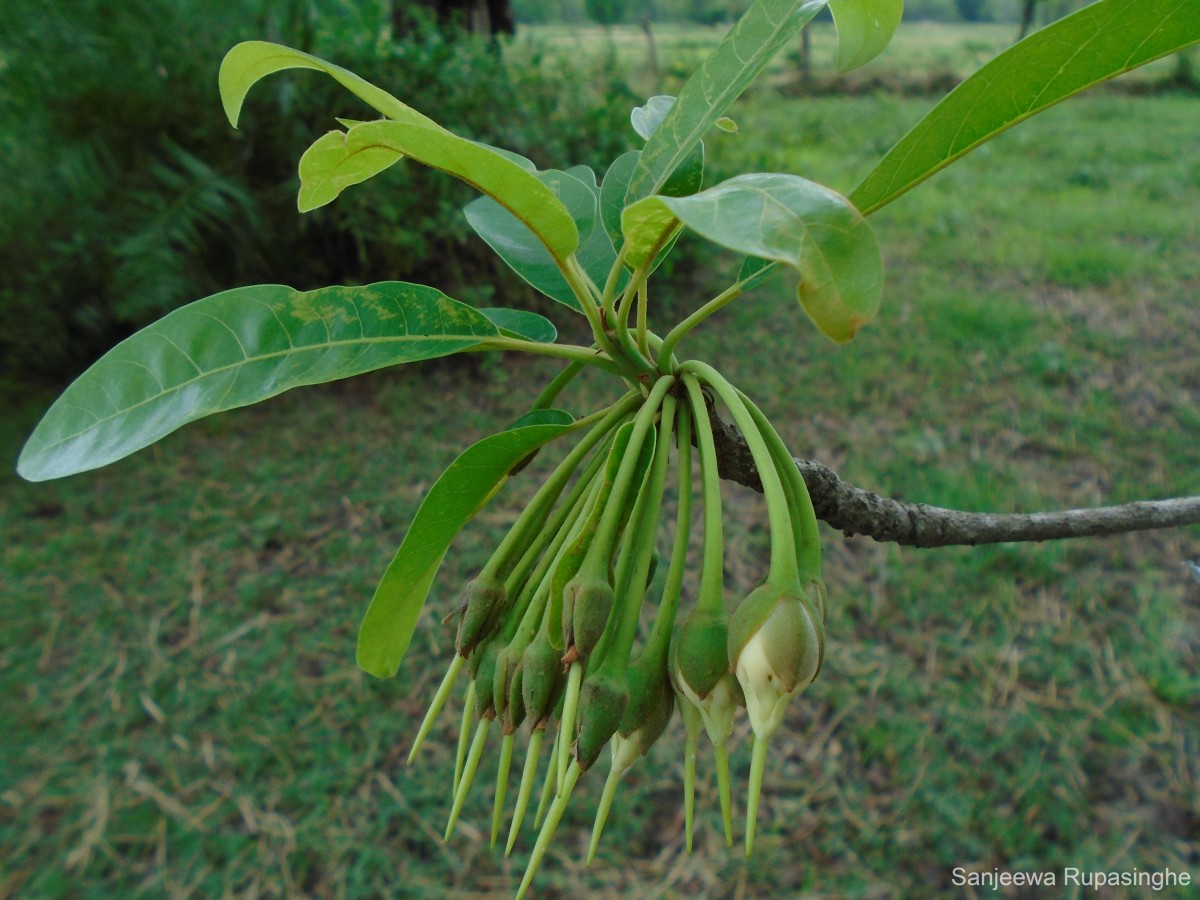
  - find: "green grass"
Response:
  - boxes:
[513,20,1186,94]
[3,87,1200,899]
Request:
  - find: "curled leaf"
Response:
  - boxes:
[220,40,440,129]
[626,174,882,342]
[297,129,403,212]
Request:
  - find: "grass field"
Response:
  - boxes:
[514,19,1185,94]
[3,24,1200,900]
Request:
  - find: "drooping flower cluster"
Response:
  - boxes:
[409,366,826,896]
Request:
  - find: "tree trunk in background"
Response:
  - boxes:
[1016,0,1036,40]
[798,25,811,84]
[392,0,515,37]
[1169,48,1198,90]
[641,14,659,83]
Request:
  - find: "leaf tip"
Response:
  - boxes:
[217,42,255,129]
[15,452,46,483]
[355,644,398,680]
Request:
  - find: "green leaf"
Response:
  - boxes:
[465,168,615,312]
[297,129,403,212]
[357,411,576,678]
[630,96,675,141]
[222,42,576,255]
[631,96,706,199]
[600,151,642,248]
[17,283,500,481]
[481,308,558,343]
[737,256,781,292]
[220,41,440,129]
[620,199,683,269]
[479,142,537,172]
[509,409,576,429]
[852,0,1200,215]
[625,0,829,205]
[829,0,903,72]
[629,173,882,342]
[310,121,579,259]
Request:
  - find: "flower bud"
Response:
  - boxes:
[493,645,527,734]
[564,575,615,661]
[519,632,562,728]
[679,668,741,746]
[574,670,629,771]
[468,639,501,720]
[729,583,823,739]
[809,577,828,623]
[671,609,730,702]
[618,657,675,754]
[455,578,508,657]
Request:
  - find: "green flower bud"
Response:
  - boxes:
[564,575,615,661]
[809,578,828,623]
[455,578,508,657]
[677,668,740,746]
[624,657,672,744]
[469,639,501,720]
[520,632,563,728]
[619,656,675,752]
[575,670,629,771]
[729,583,823,739]
[493,645,527,734]
[671,609,730,702]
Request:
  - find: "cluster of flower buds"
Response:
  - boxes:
[407,365,826,896]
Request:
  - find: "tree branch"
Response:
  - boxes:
[704,400,1200,548]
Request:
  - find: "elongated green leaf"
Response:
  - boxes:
[852,0,1200,215]
[17,283,500,482]
[220,41,440,129]
[625,0,829,205]
[298,130,403,212]
[602,150,687,276]
[344,120,579,259]
[481,308,558,343]
[601,151,642,248]
[629,174,882,342]
[222,43,576,254]
[465,168,613,311]
[357,410,576,678]
[829,0,904,72]
[477,142,537,172]
[631,96,705,199]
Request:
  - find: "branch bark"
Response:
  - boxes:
[705,403,1200,548]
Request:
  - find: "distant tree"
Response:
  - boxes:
[684,0,740,25]
[586,0,629,26]
[393,0,514,37]
[954,0,989,22]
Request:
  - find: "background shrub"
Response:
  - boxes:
[0,0,638,385]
